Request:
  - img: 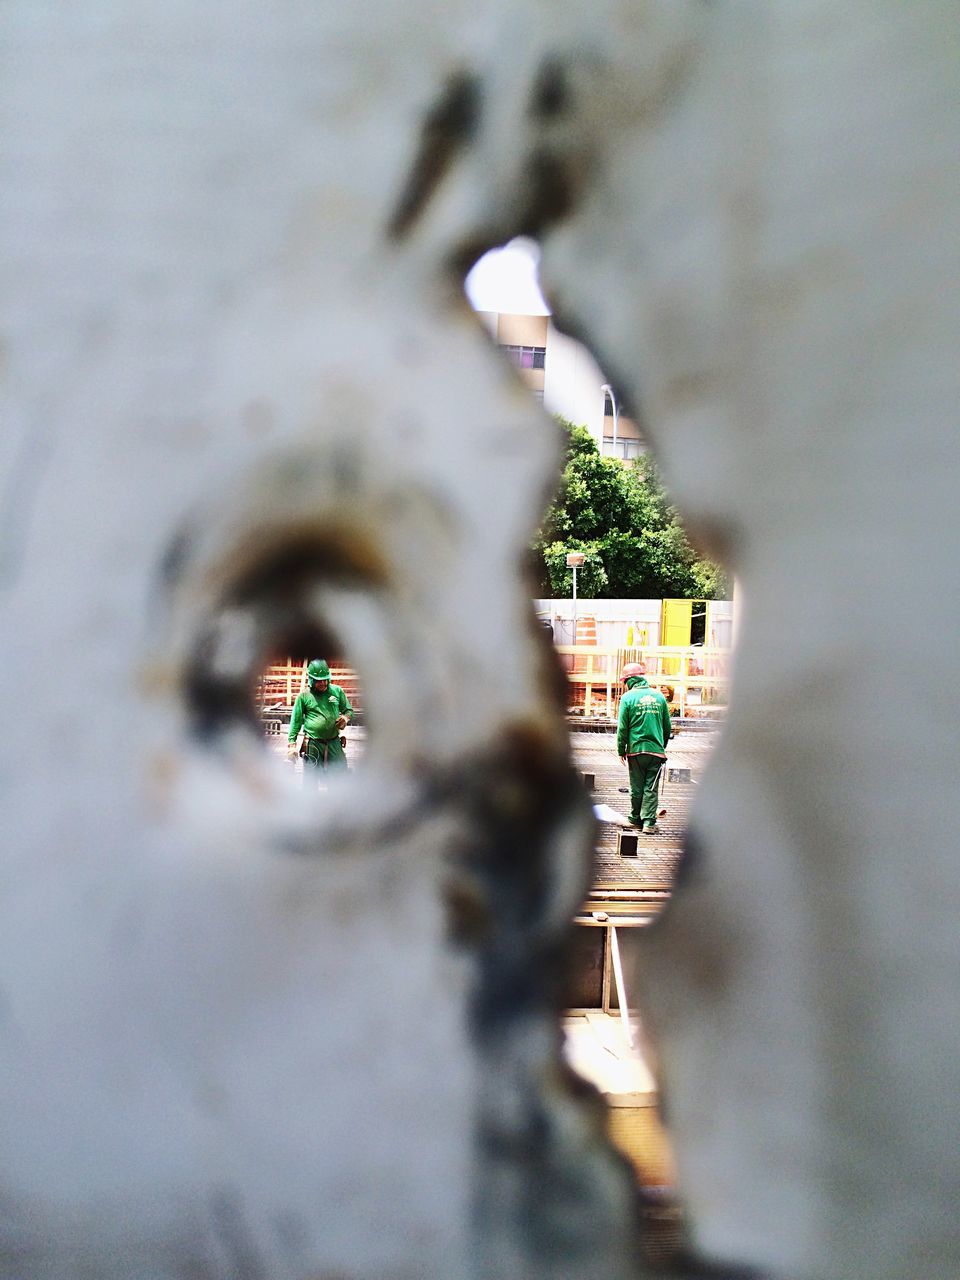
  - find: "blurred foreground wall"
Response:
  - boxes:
[1,3,957,1278]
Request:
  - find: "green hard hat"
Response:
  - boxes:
[307,658,331,682]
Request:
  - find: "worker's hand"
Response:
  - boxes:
[286,742,298,758]
[618,754,626,764]
[335,715,347,730]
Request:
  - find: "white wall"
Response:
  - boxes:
[535,598,662,648]
[535,598,735,650]
[475,309,499,339]
[542,321,607,441]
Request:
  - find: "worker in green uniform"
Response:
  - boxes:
[286,659,352,778]
[616,661,674,833]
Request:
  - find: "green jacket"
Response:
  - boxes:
[616,676,673,757]
[288,682,352,743]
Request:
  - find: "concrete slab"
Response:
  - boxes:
[562,1013,657,1103]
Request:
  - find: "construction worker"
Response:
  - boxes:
[616,661,673,833]
[287,659,352,777]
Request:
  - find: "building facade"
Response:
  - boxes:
[478,311,646,459]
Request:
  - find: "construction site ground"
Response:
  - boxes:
[574,722,718,890]
[269,720,719,895]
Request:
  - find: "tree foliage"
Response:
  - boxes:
[532,420,729,600]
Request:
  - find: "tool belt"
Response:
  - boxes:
[300,734,347,764]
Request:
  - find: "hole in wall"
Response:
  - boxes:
[255,646,365,791]
[181,531,381,794]
[465,237,736,1263]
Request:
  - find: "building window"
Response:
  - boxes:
[602,436,646,460]
[501,344,546,370]
[532,389,544,404]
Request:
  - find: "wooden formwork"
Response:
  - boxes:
[256,659,362,713]
[556,644,729,719]
[256,643,726,721]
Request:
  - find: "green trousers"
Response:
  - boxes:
[626,753,665,826]
[302,734,347,781]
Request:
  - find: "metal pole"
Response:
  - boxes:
[609,925,635,1048]
[572,563,578,646]
[601,383,619,459]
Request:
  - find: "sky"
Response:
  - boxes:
[464,237,550,315]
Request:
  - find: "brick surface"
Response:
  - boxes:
[571,727,718,889]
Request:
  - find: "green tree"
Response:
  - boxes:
[532,419,729,600]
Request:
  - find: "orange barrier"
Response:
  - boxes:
[572,614,597,674]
